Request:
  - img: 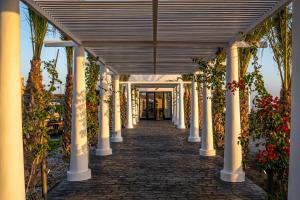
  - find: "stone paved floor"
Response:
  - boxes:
[48,120,266,200]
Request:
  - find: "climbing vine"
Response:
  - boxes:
[23,58,61,198]
[193,49,226,147]
[85,55,100,146]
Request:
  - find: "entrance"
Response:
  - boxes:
[139,92,172,120]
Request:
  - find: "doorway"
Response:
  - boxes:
[139,92,172,120]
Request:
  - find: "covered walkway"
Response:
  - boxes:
[49,121,266,200]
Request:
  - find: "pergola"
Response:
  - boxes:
[0,0,299,200]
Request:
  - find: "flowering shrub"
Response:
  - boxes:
[226,79,245,94]
[251,95,290,198]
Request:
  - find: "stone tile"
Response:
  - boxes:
[48,121,266,200]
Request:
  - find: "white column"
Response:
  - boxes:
[176,85,180,126]
[136,90,140,122]
[188,76,201,142]
[126,83,134,129]
[288,1,300,199]
[172,88,176,123]
[111,74,123,143]
[132,88,137,125]
[68,46,91,181]
[200,80,216,156]
[221,44,245,182]
[177,82,185,129]
[96,65,112,156]
[0,1,25,198]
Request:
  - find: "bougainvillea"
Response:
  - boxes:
[251,95,290,199]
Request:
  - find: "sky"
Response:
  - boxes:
[20,3,282,97]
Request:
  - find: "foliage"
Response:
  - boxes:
[180,74,193,128]
[120,75,130,127]
[85,55,100,146]
[27,9,48,60]
[193,50,226,147]
[60,34,73,160]
[265,6,292,111]
[251,95,290,199]
[23,58,61,198]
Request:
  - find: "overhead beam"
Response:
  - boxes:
[235,41,268,48]
[120,81,191,85]
[152,0,158,74]
[21,0,82,45]
[83,41,228,48]
[21,0,120,74]
[44,40,77,47]
[229,0,291,44]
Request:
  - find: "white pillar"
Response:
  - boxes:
[0,1,25,198]
[188,76,201,142]
[68,46,91,181]
[288,1,300,199]
[111,75,123,143]
[221,44,245,182]
[200,80,216,156]
[132,88,137,125]
[176,85,180,126]
[96,65,112,156]
[172,88,176,123]
[177,82,185,129]
[136,90,140,122]
[126,83,134,129]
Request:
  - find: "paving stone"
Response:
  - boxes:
[48,121,266,200]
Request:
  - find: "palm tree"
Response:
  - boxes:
[60,34,73,159]
[24,8,49,199]
[180,74,193,128]
[24,9,48,111]
[239,24,270,166]
[265,6,292,113]
[119,75,130,127]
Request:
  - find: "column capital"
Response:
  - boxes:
[114,74,120,80]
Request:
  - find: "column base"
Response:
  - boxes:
[111,135,123,142]
[133,119,137,125]
[220,169,245,182]
[96,148,112,156]
[199,148,216,156]
[126,124,134,129]
[67,169,91,182]
[177,124,186,129]
[188,136,201,142]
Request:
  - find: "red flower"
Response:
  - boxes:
[283,116,289,122]
[269,152,277,160]
[281,125,289,133]
[263,150,268,157]
[257,150,262,161]
[283,146,290,157]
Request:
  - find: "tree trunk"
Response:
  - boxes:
[198,86,203,130]
[62,73,73,159]
[280,87,291,115]
[240,89,250,168]
[24,59,44,113]
[212,87,225,148]
[184,86,191,128]
[120,86,127,128]
[41,158,48,200]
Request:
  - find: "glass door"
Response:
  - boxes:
[155,92,164,120]
[147,92,155,119]
[163,92,172,119]
[139,92,147,119]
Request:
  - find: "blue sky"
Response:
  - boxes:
[20,3,282,97]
